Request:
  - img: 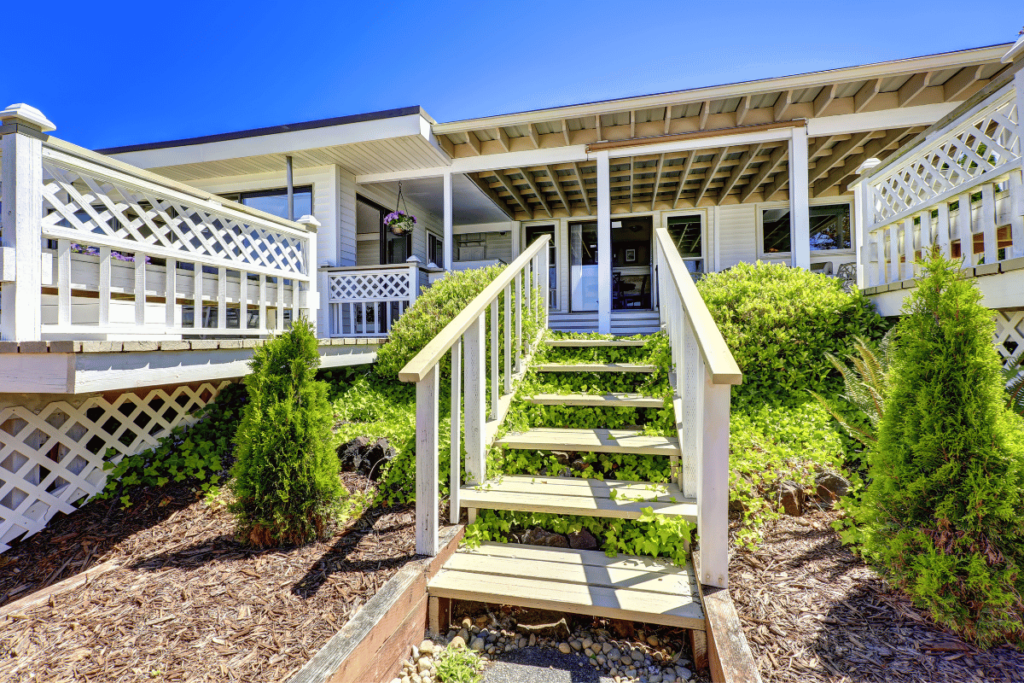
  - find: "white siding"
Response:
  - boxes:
[716,204,757,270]
[338,169,357,266]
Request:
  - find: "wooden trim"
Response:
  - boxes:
[586,121,802,153]
[0,560,119,620]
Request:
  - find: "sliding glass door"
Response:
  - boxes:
[569,222,599,312]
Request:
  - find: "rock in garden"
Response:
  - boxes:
[778,480,805,516]
[419,640,435,655]
[815,470,851,504]
[517,617,571,639]
[522,527,570,547]
[470,637,485,651]
[449,635,466,649]
[337,436,394,479]
[559,642,572,654]
[646,635,659,647]
[417,657,431,674]
[570,639,582,651]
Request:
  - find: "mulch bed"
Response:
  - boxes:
[0,473,419,682]
[729,510,1024,683]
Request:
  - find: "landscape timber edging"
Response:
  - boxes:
[288,524,464,683]
[695,551,763,683]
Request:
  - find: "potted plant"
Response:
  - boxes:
[384,210,416,236]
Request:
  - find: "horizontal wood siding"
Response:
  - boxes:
[716,204,757,270]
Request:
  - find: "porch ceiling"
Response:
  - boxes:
[472,124,926,219]
[433,44,1010,176]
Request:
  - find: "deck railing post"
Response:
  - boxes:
[0,104,54,342]
[700,375,731,589]
[415,364,440,556]
[450,338,462,523]
[464,313,486,486]
[681,316,701,499]
[296,215,320,331]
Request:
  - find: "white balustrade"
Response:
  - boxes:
[858,82,1023,287]
[654,227,742,589]
[323,263,422,336]
[1,110,317,341]
[398,236,549,555]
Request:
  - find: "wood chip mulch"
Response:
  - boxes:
[729,510,1024,683]
[0,473,419,682]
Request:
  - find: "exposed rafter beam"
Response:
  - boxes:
[595,114,603,142]
[495,127,510,153]
[663,106,673,135]
[493,170,532,216]
[561,119,571,146]
[813,84,835,117]
[808,130,874,183]
[763,172,789,200]
[469,173,515,219]
[651,154,666,209]
[814,128,907,196]
[898,71,933,107]
[735,96,751,126]
[808,135,833,160]
[943,65,985,101]
[698,101,710,130]
[437,135,455,158]
[628,156,635,213]
[717,144,760,203]
[853,79,880,112]
[518,167,552,217]
[465,131,482,155]
[544,165,572,213]
[773,91,793,121]
[739,144,787,202]
[573,162,592,214]
[672,153,696,209]
[527,123,540,149]
[629,111,636,138]
[694,148,726,205]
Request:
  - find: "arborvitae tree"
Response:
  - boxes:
[844,250,1024,647]
[230,318,344,547]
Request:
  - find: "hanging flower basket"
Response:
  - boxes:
[385,181,417,235]
[385,210,416,236]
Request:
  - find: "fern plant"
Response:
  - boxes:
[809,334,892,446]
[1002,352,1024,417]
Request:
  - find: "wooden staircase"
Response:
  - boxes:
[427,337,706,632]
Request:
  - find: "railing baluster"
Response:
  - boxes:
[194,262,203,331]
[464,314,486,488]
[217,267,227,331]
[259,274,267,334]
[415,363,439,556]
[165,258,177,329]
[136,254,148,328]
[1010,170,1024,259]
[958,191,974,269]
[57,239,71,328]
[888,225,899,283]
[277,276,286,331]
[490,299,499,417]
[514,271,523,372]
[450,337,462,524]
[936,203,951,259]
[980,183,997,264]
[919,212,932,256]
[902,218,915,280]
[503,284,512,393]
[524,259,531,315]
[873,232,884,286]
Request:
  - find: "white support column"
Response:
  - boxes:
[0,104,54,342]
[699,377,732,589]
[595,150,612,333]
[442,171,454,271]
[852,181,867,288]
[788,126,811,270]
[415,364,439,556]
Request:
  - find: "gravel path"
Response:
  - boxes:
[483,647,614,683]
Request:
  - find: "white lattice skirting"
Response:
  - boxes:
[0,381,229,552]
[995,309,1024,362]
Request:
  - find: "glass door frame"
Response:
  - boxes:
[522,221,560,311]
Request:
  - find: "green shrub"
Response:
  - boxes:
[230,318,345,547]
[435,644,483,683]
[697,261,888,406]
[842,252,1024,647]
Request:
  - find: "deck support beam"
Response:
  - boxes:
[788,126,811,269]
[595,151,612,334]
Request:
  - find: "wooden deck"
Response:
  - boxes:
[429,542,704,630]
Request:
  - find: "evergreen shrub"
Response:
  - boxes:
[230,318,345,547]
[843,252,1024,647]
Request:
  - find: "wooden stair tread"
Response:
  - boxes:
[535,363,657,373]
[429,543,704,630]
[461,475,697,521]
[545,338,647,347]
[496,427,679,455]
[526,393,664,408]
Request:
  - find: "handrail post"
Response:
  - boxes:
[296,215,320,333]
[700,374,731,589]
[0,104,54,342]
[450,338,462,524]
[415,364,439,556]
[681,315,701,498]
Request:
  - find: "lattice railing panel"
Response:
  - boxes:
[40,153,308,277]
[328,271,412,301]
[0,381,229,552]
[995,309,1024,362]
[868,88,1019,225]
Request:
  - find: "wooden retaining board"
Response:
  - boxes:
[526,392,664,408]
[429,543,704,631]
[535,363,657,373]
[496,427,680,455]
[460,475,697,522]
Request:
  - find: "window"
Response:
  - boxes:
[760,203,852,255]
[666,214,704,280]
[455,231,511,263]
[221,186,313,220]
[428,233,443,266]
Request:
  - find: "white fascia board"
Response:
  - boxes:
[433,44,1012,133]
[605,127,795,157]
[807,102,958,137]
[111,114,431,170]
[355,144,592,183]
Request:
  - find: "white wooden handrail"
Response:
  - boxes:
[654,226,739,588]
[654,228,742,385]
[400,235,550,556]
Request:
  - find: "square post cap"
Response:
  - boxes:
[0,104,56,132]
[296,214,320,231]
[856,158,882,175]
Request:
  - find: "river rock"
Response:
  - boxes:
[521,527,570,547]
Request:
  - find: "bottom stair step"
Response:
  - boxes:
[429,542,704,630]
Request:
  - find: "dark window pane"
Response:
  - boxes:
[236,186,313,220]
[667,215,702,258]
[762,208,791,254]
[809,204,851,250]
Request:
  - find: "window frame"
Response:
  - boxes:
[755,198,855,259]
[220,185,314,221]
[662,209,708,272]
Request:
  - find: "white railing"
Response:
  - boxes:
[654,227,742,589]
[398,236,550,556]
[1,106,317,342]
[857,80,1023,288]
[322,263,422,336]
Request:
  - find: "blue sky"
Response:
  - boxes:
[3,1,1020,150]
